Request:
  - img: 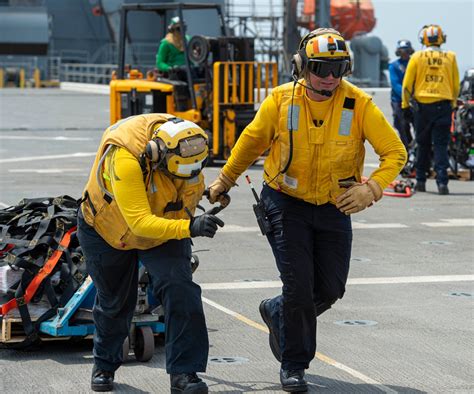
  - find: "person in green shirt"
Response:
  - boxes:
[156,17,189,77]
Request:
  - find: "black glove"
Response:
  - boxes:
[402,108,414,124]
[171,65,186,73]
[189,213,224,238]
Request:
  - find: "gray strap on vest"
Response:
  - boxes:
[287,104,300,131]
[96,145,115,200]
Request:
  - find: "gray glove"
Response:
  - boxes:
[189,213,224,238]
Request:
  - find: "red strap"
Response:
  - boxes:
[1,226,77,316]
[0,244,14,258]
[383,187,413,198]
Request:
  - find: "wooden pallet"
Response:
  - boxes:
[454,168,474,181]
[0,300,61,344]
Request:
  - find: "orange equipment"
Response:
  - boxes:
[300,0,376,40]
[361,176,414,198]
[382,179,414,198]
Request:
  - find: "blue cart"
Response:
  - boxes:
[38,275,165,362]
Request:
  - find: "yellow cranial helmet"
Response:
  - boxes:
[304,32,351,60]
[419,24,446,47]
[146,118,208,179]
[292,28,352,79]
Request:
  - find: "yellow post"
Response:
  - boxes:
[264,63,269,91]
[0,68,4,88]
[256,63,261,102]
[212,62,221,156]
[34,68,41,88]
[240,63,246,103]
[248,62,254,103]
[272,63,278,88]
[232,63,237,103]
[223,63,229,104]
[19,69,25,88]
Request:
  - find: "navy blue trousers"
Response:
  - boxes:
[261,185,352,370]
[414,100,452,185]
[77,212,209,374]
[391,101,413,150]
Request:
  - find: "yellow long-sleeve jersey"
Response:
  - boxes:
[81,113,205,250]
[222,80,407,205]
[402,47,460,109]
[103,147,191,240]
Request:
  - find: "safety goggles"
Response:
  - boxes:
[307,59,350,78]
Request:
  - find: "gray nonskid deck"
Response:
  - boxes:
[0,89,473,393]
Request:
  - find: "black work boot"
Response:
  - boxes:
[170,373,208,393]
[280,369,308,392]
[259,299,281,362]
[438,184,449,195]
[415,181,426,192]
[91,366,114,392]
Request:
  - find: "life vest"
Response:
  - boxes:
[81,114,205,250]
[262,79,372,205]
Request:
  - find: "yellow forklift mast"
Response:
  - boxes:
[110,2,278,161]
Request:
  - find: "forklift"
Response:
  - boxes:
[110,2,278,161]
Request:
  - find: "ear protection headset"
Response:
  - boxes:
[291,27,351,80]
[145,118,208,179]
[418,25,446,47]
[395,40,414,56]
[269,29,350,183]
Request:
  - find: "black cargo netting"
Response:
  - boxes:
[0,196,87,348]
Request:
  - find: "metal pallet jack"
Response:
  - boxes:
[1,194,224,359]
[38,267,166,362]
[3,255,201,361]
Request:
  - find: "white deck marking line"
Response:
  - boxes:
[0,136,92,141]
[202,296,397,393]
[219,223,408,232]
[0,202,9,208]
[352,223,408,229]
[203,220,474,232]
[0,152,96,163]
[219,224,261,232]
[9,168,86,174]
[216,220,474,232]
[200,275,474,290]
[422,219,474,227]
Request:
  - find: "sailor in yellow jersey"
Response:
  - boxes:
[402,24,460,194]
[77,115,223,393]
[207,28,406,392]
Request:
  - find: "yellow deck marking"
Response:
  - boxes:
[202,296,398,393]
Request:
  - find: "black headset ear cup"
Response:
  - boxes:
[298,48,307,75]
[395,47,413,56]
[145,139,161,162]
[292,53,302,78]
[295,27,347,77]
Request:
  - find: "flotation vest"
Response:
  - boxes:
[263,80,372,205]
[81,114,205,250]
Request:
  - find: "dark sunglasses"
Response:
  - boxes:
[307,60,350,78]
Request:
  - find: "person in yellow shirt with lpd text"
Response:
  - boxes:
[206,28,407,392]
